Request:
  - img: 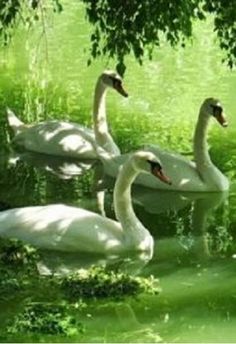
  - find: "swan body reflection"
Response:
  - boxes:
[152,191,228,263]
[16,151,95,179]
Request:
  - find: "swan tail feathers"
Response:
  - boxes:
[6,108,26,134]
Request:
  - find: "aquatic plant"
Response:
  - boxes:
[0,239,41,302]
[60,265,160,300]
[6,303,84,337]
[0,238,38,266]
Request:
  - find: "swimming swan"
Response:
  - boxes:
[7,70,128,159]
[100,98,229,192]
[0,151,171,255]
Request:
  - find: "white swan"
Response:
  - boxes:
[100,98,229,192]
[7,70,128,159]
[0,151,171,255]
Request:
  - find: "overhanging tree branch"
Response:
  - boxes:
[1,0,236,74]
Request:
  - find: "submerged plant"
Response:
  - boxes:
[60,265,160,300]
[6,303,84,337]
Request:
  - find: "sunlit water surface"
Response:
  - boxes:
[0,1,236,342]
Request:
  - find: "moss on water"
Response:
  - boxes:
[6,303,84,338]
[60,265,160,300]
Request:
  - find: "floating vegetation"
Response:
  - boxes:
[0,238,161,305]
[6,303,84,337]
[60,265,160,300]
[1,264,161,340]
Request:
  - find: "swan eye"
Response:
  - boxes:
[210,104,223,117]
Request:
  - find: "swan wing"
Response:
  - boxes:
[13,121,97,159]
[0,204,123,253]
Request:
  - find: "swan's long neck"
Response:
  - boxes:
[93,80,108,138]
[93,80,120,156]
[114,161,147,241]
[193,110,212,174]
[193,110,229,191]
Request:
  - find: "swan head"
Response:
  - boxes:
[100,70,128,98]
[131,151,172,185]
[200,98,228,127]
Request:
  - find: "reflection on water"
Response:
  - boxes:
[36,250,152,277]
[17,150,96,179]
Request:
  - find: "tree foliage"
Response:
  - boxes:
[0,0,236,74]
[83,0,205,74]
[0,0,62,44]
[203,0,236,69]
[0,0,21,44]
[82,0,236,74]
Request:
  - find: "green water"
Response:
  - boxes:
[0,0,236,342]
